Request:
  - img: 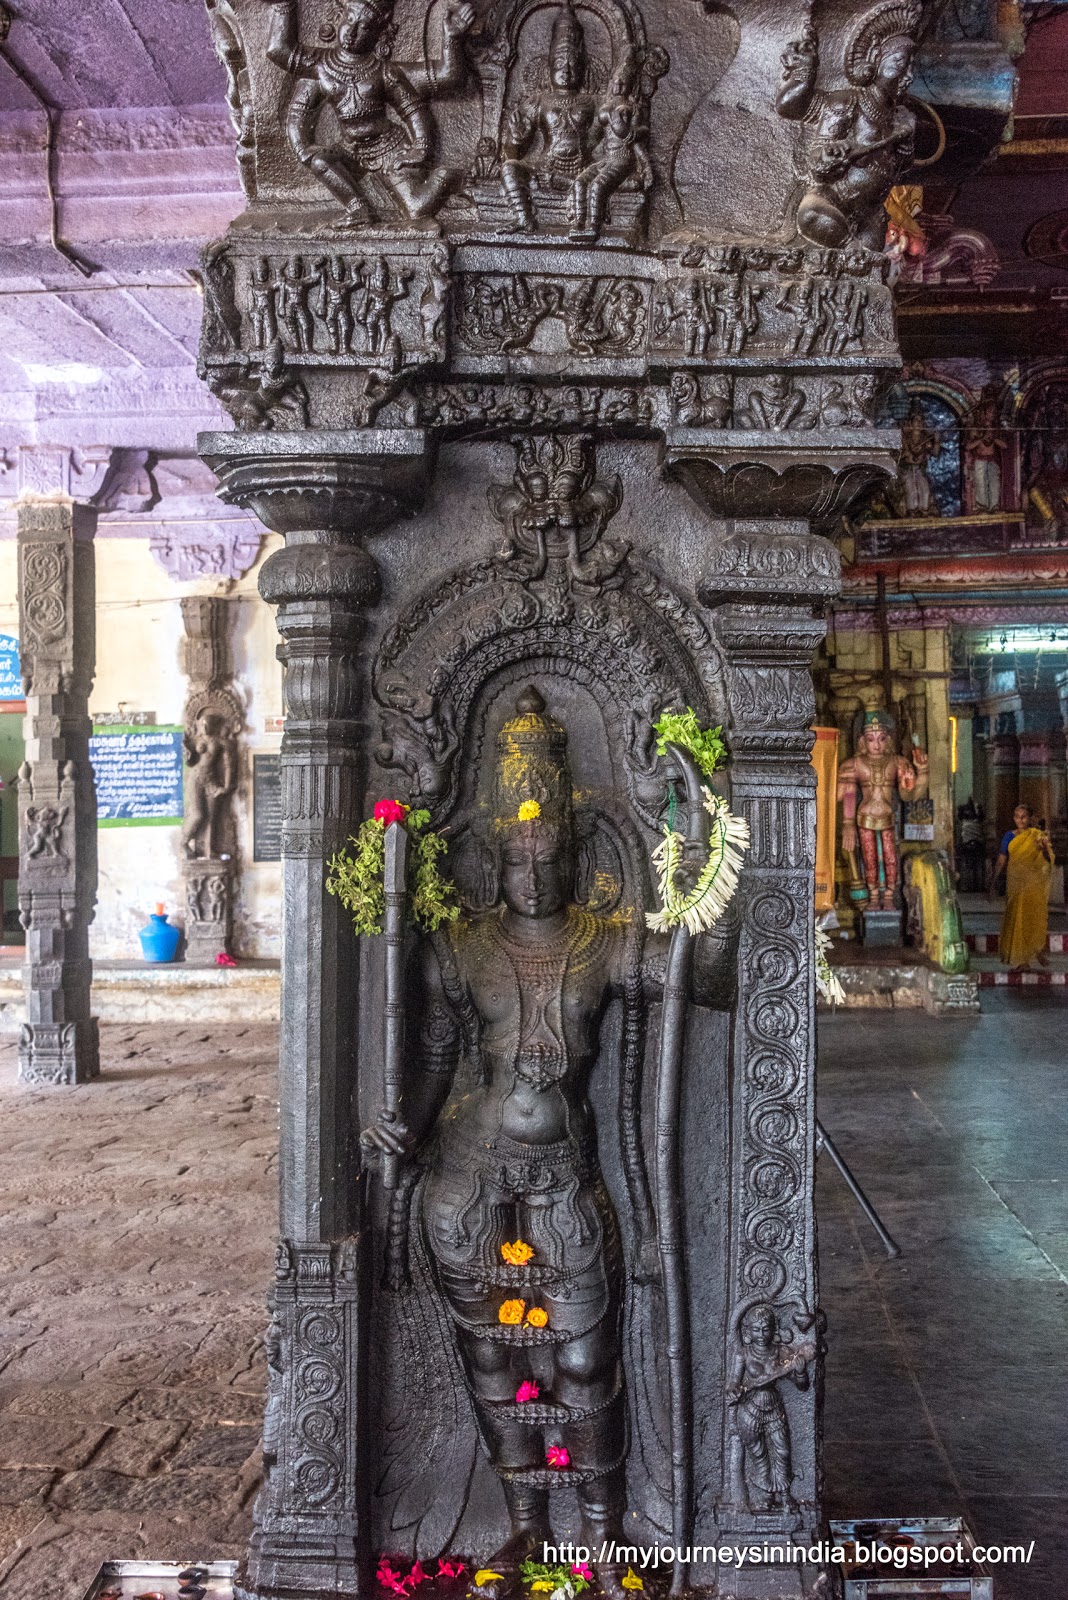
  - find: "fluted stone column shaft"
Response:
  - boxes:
[16,499,99,1086]
[200,432,429,1600]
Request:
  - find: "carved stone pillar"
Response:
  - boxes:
[179,594,242,963]
[665,431,892,1595]
[200,429,430,1598]
[16,499,99,1085]
[990,725,1020,849]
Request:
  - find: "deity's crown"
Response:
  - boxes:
[550,0,587,69]
[863,708,894,733]
[495,687,573,833]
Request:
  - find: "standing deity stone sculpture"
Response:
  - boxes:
[837,708,928,909]
[179,597,241,964]
[197,0,929,1589]
[363,692,639,1594]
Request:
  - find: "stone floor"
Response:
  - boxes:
[818,991,1068,1600]
[0,1024,277,1598]
[0,1002,1065,1598]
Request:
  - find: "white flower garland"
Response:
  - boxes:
[815,923,845,1005]
[646,789,750,934]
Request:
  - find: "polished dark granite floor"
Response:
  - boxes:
[818,991,1068,1600]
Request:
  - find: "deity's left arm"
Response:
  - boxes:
[897,751,928,801]
[641,921,738,1011]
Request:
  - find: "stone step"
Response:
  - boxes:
[966,932,1066,953]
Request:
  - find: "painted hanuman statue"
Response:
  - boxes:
[362,690,640,1596]
[837,708,928,910]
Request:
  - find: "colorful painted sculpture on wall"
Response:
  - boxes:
[837,709,928,909]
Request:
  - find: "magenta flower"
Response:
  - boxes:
[515,1380,540,1403]
[374,798,409,826]
[437,1560,465,1580]
[545,1445,570,1469]
[572,1564,593,1582]
[376,1560,408,1595]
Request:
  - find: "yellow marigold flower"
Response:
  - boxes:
[530,1583,554,1592]
[498,1298,526,1325]
[517,799,541,821]
[622,1570,644,1591]
[474,1574,504,1589]
[525,1306,548,1328]
[501,1239,534,1266]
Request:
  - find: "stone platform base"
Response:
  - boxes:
[824,946,980,1015]
[0,958,280,1033]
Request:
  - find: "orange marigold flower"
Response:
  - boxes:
[525,1306,548,1328]
[501,1239,535,1266]
[498,1298,526,1325]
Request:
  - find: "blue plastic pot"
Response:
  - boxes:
[139,908,181,964]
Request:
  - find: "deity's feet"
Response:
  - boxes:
[593,1564,631,1600]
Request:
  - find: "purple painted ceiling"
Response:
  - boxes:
[0,0,228,110]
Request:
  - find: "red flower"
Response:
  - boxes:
[546,1445,570,1469]
[515,1380,540,1403]
[405,1562,429,1589]
[437,1560,466,1580]
[215,951,237,968]
[376,1560,408,1595]
[374,799,410,826]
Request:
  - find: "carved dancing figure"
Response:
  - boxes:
[420,251,450,350]
[775,273,829,355]
[320,255,359,355]
[501,1,598,233]
[182,710,238,860]
[714,272,762,354]
[776,4,921,249]
[362,692,643,1597]
[259,0,475,223]
[837,708,928,909]
[248,257,278,349]
[277,255,319,354]
[25,805,68,861]
[727,1304,815,1514]
[357,257,413,362]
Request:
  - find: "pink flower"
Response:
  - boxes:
[572,1564,593,1582]
[405,1562,429,1589]
[376,1561,408,1595]
[215,951,237,967]
[374,799,409,826]
[515,1380,540,1404]
[437,1560,465,1580]
[546,1445,570,1469]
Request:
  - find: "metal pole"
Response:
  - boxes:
[816,1118,901,1259]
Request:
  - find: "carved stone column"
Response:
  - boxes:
[665,433,892,1596]
[179,594,242,963]
[200,429,430,1599]
[16,498,99,1086]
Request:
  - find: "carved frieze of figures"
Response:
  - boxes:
[654,250,891,362]
[259,0,476,224]
[776,2,924,249]
[455,272,647,356]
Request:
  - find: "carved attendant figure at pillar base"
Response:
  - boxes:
[837,708,927,910]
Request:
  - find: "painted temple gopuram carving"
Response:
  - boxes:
[197,0,931,1594]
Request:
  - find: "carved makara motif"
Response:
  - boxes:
[776,3,924,249]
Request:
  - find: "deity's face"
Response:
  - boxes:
[876,36,914,91]
[337,0,386,55]
[500,827,571,919]
[743,1307,776,1348]
[550,47,584,93]
[863,723,890,757]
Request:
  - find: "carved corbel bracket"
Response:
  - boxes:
[662,428,899,530]
[199,428,433,550]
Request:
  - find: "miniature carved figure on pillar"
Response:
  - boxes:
[179,596,241,964]
[837,708,928,911]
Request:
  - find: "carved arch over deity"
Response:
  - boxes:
[867,371,1016,522]
[1016,363,1068,540]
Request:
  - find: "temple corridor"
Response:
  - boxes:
[0,1004,1063,1597]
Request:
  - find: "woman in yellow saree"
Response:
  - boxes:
[996,804,1054,970]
